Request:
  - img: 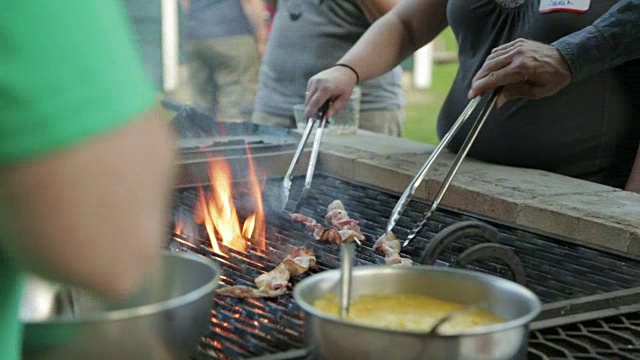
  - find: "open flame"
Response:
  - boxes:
[176,146,266,255]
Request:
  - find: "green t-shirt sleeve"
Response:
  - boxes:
[0,1,156,165]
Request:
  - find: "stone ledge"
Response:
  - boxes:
[318,130,640,256]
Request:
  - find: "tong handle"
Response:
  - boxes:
[303,101,331,188]
[304,117,326,188]
[282,102,330,187]
[283,117,317,189]
[403,89,500,247]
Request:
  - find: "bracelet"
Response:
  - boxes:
[334,63,360,84]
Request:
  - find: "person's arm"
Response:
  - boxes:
[469,0,639,101]
[0,0,175,300]
[359,0,398,23]
[305,0,448,118]
[552,0,640,83]
[339,0,447,83]
[241,0,269,56]
[0,110,175,299]
[555,0,640,192]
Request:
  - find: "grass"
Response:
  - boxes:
[402,28,458,145]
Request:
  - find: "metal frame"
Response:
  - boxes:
[531,286,640,330]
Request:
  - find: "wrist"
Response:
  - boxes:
[334,63,360,84]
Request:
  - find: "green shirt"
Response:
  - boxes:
[0,1,156,358]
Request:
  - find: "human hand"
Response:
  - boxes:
[468,39,572,107]
[305,65,358,119]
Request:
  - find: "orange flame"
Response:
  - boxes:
[192,149,266,255]
[244,145,266,250]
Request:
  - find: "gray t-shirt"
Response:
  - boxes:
[440,0,638,188]
[254,0,404,117]
[184,0,253,41]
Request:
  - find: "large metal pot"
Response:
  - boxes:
[294,265,541,360]
[20,251,220,360]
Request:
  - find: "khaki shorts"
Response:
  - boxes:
[251,108,406,137]
[187,34,259,122]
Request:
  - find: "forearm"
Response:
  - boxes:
[552,0,640,82]
[359,0,398,23]
[339,0,448,82]
[241,0,268,44]
[0,109,176,299]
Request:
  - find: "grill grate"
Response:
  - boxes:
[170,174,640,360]
[529,312,640,360]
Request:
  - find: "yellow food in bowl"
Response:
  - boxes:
[313,294,504,334]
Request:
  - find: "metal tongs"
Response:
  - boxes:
[279,101,331,212]
[386,89,501,247]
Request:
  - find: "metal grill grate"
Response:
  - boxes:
[529,312,640,360]
[170,174,640,359]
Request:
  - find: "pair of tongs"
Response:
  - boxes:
[386,89,501,247]
[279,101,331,212]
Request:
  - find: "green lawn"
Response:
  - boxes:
[403,28,458,145]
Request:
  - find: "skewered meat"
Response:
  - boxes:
[217,247,316,298]
[374,232,413,267]
[282,247,317,275]
[318,228,364,244]
[291,213,326,240]
[291,200,365,245]
[327,199,345,212]
[325,200,362,234]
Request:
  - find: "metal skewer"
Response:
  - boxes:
[339,241,356,318]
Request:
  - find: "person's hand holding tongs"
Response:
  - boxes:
[386,88,502,247]
[278,101,331,212]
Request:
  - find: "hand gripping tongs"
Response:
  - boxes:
[279,101,331,212]
[386,89,501,247]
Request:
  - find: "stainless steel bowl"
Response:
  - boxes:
[20,251,220,360]
[294,265,541,360]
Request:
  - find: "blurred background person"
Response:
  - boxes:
[0,1,175,358]
[181,0,267,122]
[252,0,405,137]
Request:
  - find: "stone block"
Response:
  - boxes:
[318,150,356,181]
[516,191,640,255]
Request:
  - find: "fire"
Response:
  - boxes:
[188,148,266,254]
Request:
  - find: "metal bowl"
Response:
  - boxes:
[20,251,220,360]
[294,265,541,360]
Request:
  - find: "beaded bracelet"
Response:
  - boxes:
[334,63,360,84]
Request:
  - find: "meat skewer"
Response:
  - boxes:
[290,200,365,245]
[325,200,362,235]
[217,247,317,298]
[374,232,413,267]
[291,213,326,240]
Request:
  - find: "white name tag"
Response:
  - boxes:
[539,0,590,13]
